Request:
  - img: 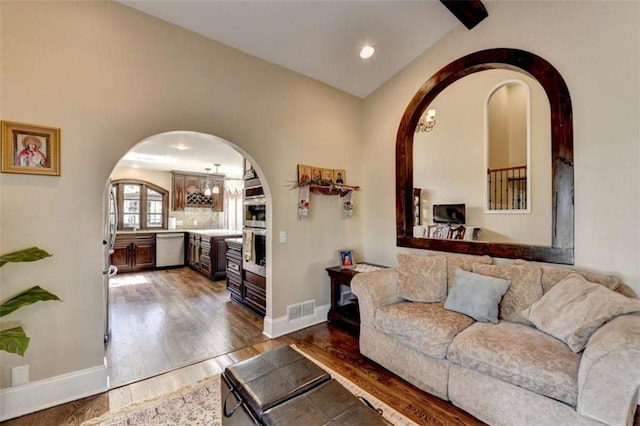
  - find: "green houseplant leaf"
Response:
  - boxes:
[0,247,52,268]
[0,327,30,356]
[0,286,62,318]
[0,247,60,356]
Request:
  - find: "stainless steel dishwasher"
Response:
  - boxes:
[156,233,186,267]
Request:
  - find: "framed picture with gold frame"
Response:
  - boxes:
[297,164,311,184]
[1,121,60,176]
[333,169,346,185]
[311,167,323,185]
[321,168,334,186]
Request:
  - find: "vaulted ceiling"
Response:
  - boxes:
[114,1,487,174]
[118,1,487,99]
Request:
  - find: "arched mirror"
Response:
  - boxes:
[396,48,574,264]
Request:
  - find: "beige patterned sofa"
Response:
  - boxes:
[351,253,640,426]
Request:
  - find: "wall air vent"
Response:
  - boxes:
[287,299,316,322]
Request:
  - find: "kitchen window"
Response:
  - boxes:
[112,179,168,230]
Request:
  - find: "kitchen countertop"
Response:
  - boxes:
[187,229,242,237]
[117,229,242,236]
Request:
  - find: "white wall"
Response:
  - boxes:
[362,1,639,289]
[0,1,363,391]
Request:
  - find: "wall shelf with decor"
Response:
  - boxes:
[300,183,360,197]
[294,164,359,219]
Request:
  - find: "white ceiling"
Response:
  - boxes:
[118,0,460,99]
[116,131,245,178]
[114,1,462,176]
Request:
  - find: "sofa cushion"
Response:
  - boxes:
[429,252,493,291]
[541,266,620,293]
[444,268,511,323]
[396,253,447,302]
[472,263,543,325]
[374,302,474,358]
[514,259,620,293]
[521,273,640,352]
[447,322,581,406]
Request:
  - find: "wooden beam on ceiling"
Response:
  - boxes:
[440,0,488,30]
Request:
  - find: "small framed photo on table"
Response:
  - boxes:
[338,249,355,269]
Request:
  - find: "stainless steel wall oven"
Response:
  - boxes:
[243,227,266,276]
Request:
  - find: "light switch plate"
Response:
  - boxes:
[279,231,287,243]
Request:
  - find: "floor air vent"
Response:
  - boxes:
[288,300,316,322]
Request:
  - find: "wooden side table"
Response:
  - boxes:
[325,264,386,334]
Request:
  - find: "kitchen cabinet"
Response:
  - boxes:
[111,233,156,273]
[172,174,186,211]
[187,233,201,269]
[200,236,212,276]
[243,271,266,317]
[226,238,243,305]
[171,171,224,212]
[188,231,242,280]
[225,238,265,318]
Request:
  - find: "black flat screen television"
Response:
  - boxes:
[433,204,466,224]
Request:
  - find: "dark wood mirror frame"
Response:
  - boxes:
[396,48,574,264]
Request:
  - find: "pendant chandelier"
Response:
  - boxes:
[212,164,220,194]
[204,167,212,197]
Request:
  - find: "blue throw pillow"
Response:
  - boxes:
[444,268,511,323]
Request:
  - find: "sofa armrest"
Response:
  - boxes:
[577,313,640,426]
[351,268,403,326]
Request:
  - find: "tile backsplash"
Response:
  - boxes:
[170,208,222,229]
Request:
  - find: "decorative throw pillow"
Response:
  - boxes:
[444,268,511,323]
[472,263,543,324]
[396,253,447,302]
[541,266,620,293]
[514,260,620,293]
[521,273,640,352]
[429,252,493,291]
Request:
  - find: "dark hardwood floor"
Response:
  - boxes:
[3,267,639,425]
[106,267,268,387]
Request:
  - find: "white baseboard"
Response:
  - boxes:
[263,303,330,338]
[0,363,108,422]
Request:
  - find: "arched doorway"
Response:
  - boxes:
[102,131,272,388]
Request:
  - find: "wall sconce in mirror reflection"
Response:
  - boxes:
[416,109,437,133]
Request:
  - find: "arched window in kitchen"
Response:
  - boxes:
[111,179,169,230]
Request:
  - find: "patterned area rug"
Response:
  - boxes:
[82,345,417,426]
[81,375,221,425]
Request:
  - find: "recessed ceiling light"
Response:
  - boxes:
[359,45,375,60]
